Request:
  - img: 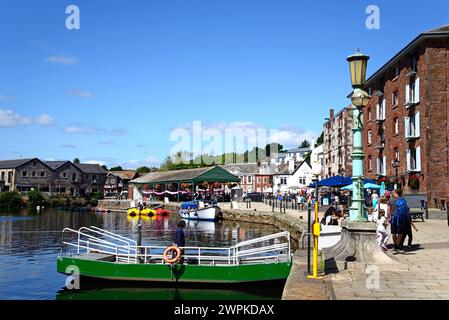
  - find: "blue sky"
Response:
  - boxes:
[1,0,448,168]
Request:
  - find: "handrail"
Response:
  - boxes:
[60,226,292,266]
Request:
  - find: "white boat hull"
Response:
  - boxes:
[178,206,221,221]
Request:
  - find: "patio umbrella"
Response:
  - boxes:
[341,183,381,190]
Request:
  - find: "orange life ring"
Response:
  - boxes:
[163,246,181,264]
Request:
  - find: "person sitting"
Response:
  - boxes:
[321,206,337,225]
[174,220,186,263]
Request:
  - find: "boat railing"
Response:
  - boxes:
[60,227,291,266]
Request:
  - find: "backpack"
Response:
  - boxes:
[395,198,409,217]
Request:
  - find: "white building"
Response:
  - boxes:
[273,161,313,194]
[311,144,324,179]
[270,147,311,166]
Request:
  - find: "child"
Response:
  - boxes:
[376,209,389,251]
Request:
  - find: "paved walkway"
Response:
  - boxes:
[326,219,449,300]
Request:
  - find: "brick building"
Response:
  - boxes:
[362,24,449,207]
[323,107,353,178]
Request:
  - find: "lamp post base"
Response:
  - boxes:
[322,220,407,272]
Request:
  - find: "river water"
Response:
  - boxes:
[0,208,287,300]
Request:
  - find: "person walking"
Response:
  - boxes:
[376,209,389,251]
[174,220,186,263]
[400,212,419,248]
[386,190,398,246]
[371,190,379,209]
[392,190,410,250]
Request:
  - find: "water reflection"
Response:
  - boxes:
[0,208,286,300]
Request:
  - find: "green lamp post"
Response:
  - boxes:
[347,49,371,222]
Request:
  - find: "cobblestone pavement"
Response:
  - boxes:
[326,219,449,300]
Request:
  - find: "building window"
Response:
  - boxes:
[247,176,252,183]
[22,170,27,177]
[368,131,372,144]
[299,177,306,185]
[394,147,400,162]
[40,171,46,177]
[377,156,386,176]
[62,172,67,178]
[32,171,36,177]
[377,97,385,120]
[280,177,287,185]
[367,108,372,121]
[406,77,420,105]
[393,65,400,78]
[412,55,418,73]
[72,173,77,182]
[392,91,399,107]
[368,156,372,171]
[257,177,261,184]
[8,172,13,183]
[263,177,267,184]
[405,112,420,139]
[407,146,421,172]
[1,171,5,181]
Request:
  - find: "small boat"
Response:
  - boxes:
[155,208,171,216]
[178,201,222,221]
[57,226,292,284]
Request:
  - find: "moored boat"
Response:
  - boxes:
[178,201,222,221]
[57,226,292,284]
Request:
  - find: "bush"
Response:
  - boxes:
[0,191,23,209]
[90,192,100,207]
[27,190,45,207]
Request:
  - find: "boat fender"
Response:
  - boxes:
[163,246,181,265]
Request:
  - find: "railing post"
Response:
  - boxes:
[198,248,201,265]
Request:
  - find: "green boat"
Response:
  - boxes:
[57,226,292,284]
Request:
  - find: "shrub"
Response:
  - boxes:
[27,190,45,207]
[0,191,23,209]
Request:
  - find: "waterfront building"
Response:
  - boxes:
[270,147,310,167]
[105,170,139,198]
[0,158,107,196]
[45,161,84,196]
[273,161,313,194]
[323,107,353,178]
[0,158,54,193]
[222,162,277,193]
[361,24,449,207]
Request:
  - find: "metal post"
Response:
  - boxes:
[306,201,311,275]
[272,197,274,212]
[283,201,286,213]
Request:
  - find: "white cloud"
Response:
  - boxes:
[0,95,14,101]
[64,125,128,136]
[0,109,55,128]
[67,89,95,99]
[61,144,77,149]
[46,54,79,65]
[84,160,106,166]
[36,114,54,126]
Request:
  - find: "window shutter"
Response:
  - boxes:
[405,117,410,138]
[406,83,410,103]
[383,156,386,176]
[406,149,411,171]
[376,104,380,120]
[415,112,420,137]
[415,78,420,103]
[382,101,386,119]
[376,158,380,175]
[416,146,422,172]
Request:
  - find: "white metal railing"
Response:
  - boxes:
[60,227,291,266]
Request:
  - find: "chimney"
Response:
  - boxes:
[329,108,335,119]
[288,159,295,173]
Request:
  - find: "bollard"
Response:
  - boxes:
[306,202,311,275]
[279,201,282,213]
[283,202,286,213]
[272,198,275,212]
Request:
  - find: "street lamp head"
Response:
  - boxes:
[394,159,400,167]
[351,88,371,109]
[347,49,370,89]
[312,163,323,177]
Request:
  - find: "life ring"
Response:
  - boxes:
[163,246,181,264]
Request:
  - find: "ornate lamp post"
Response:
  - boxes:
[347,50,371,222]
[394,159,400,190]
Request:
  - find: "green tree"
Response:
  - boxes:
[110,166,124,171]
[136,166,152,174]
[265,143,284,157]
[315,132,324,147]
[0,191,23,209]
[299,140,311,148]
[27,190,45,207]
[101,165,108,171]
[73,158,80,164]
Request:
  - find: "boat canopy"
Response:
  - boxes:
[180,201,199,209]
